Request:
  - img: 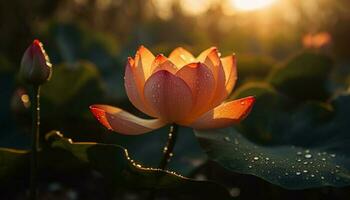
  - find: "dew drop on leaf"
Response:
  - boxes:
[304,154,312,159]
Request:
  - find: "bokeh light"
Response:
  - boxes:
[229,0,277,11]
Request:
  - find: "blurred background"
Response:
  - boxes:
[1,0,350,199]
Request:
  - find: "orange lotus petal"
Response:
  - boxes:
[144,70,194,122]
[134,45,155,80]
[190,96,255,130]
[150,54,178,74]
[197,47,216,62]
[202,48,227,108]
[221,54,237,96]
[90,105,166,135]
[169,47,195,68]
[125,57,157,117]
[175,62,216,123]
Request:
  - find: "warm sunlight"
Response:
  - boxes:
[230,0,277,11]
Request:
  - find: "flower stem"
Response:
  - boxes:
[29,85,40,200]
[158,124,178,170]
[148,124,178,200]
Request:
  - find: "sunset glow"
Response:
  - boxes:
[230,0,277,11]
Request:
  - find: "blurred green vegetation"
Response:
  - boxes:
[1,0,350,199]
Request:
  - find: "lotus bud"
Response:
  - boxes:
[19,39,52,85]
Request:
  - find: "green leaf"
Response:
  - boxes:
[268,52,333,101]
[46,131,231,198]
[0,132,231,199]
[195,89,350,189]
[195,127,350,190]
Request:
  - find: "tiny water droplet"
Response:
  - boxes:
[253,157,259,161]
[297,158,302,162]
[265,157,270,161]
[303,170,308,173]
[303,161,308,165]
[304,154,312,159]
[305,149,310,153]
[224,136,231,142]
[234,138,239,145]
[330,154,336,158]
[321,176,325,180]
[297,151,302,155]
[248,165,252,169]
[296,172,301,175]
[311,174,315,178]
[322,158,326,161]
[240,101,246,105]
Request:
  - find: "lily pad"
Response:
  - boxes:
[0,131,231,199]
[194,127,350,190]
[195,90,350,189]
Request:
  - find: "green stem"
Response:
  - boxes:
[148,124,179,200]
[29,85,40,200]
[158,124,178,170]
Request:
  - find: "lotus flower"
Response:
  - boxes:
[90,46,255,135]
